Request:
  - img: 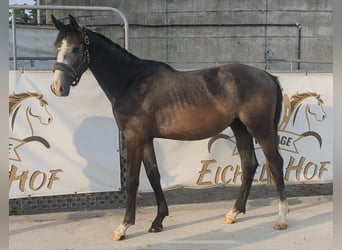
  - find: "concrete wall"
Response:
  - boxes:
[43,0,333,71]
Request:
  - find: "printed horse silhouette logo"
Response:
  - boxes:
[280,92,326,128]
[208,91,327,154]
[279,92,326,147]
[9,92,53,162]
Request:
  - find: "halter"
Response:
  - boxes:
[53,27,90,86]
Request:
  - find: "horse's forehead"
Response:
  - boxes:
[316,95,324,104]
[309,93,324,104]
[33,94,48,105]
[54,29,80,48]
[24,94,47,105]
[29,97,48,108]
[39,98,48,105]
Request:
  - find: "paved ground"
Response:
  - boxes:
[9,195,332,250]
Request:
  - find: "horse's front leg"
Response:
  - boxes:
[143,139,169,233]
[112,137,144,241]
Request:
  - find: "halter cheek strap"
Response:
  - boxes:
[53,60,88,86]
[53,27,90,86]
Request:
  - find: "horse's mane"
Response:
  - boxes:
[290,92,323,111]
[89,28,174,71]
[90,29,140,62]
[9,92,44,115]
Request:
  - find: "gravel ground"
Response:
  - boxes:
[9,195,333,250]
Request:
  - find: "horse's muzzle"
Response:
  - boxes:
[50,81,69,97]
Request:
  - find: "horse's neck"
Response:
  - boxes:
[87,31,142,100]
[280,95,309,130]
[9,106,18,132]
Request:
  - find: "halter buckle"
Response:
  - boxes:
[84,35,90,45]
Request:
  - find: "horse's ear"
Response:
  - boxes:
[69,15,81,30]
[51,14,65,31]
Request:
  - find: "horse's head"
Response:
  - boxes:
[9,92,53,132]
[27,94,53,125]
[51,15,89,96]
[306,94,327,122]
[291,92,327,128]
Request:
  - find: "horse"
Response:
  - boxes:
[50,15,289,241]
[9,92,52,161]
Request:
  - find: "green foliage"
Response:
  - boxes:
[9,0,46,25]
[12,8,36,24]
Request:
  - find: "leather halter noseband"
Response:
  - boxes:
[53,27,90,86]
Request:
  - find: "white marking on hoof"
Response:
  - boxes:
[112,223,131,241]
[112,231,125,241]
[273,221,288,230]
[223,209,240,224]
[274,199,289,230]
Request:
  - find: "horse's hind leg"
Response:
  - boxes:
[143,139,169,233]
[223,120,258,224]
[256,132,289,230]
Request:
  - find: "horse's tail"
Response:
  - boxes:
[270,74,283,130]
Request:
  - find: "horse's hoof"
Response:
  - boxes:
[112,232,125,241]
[273,222,288,230]
[148,224,163,233]
[222,216,235,224]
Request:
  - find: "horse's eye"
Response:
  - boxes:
[72,47,80,53]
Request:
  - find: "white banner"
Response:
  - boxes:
[9,71,333,198]
[9,71,121,198]
[139,73,333,191]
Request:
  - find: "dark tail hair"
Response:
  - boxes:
[269,74,283,130]
[274,77,283,129]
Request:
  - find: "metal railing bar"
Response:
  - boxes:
[9,4,129,70]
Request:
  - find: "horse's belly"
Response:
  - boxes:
[155,106,234,140]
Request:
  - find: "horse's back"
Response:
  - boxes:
[140,64,278,139]
[116,62,280,140]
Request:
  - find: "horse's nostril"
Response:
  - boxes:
[59,86,63,93]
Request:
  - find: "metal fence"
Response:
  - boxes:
[9,5,129,70]
[9,5,129,215]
